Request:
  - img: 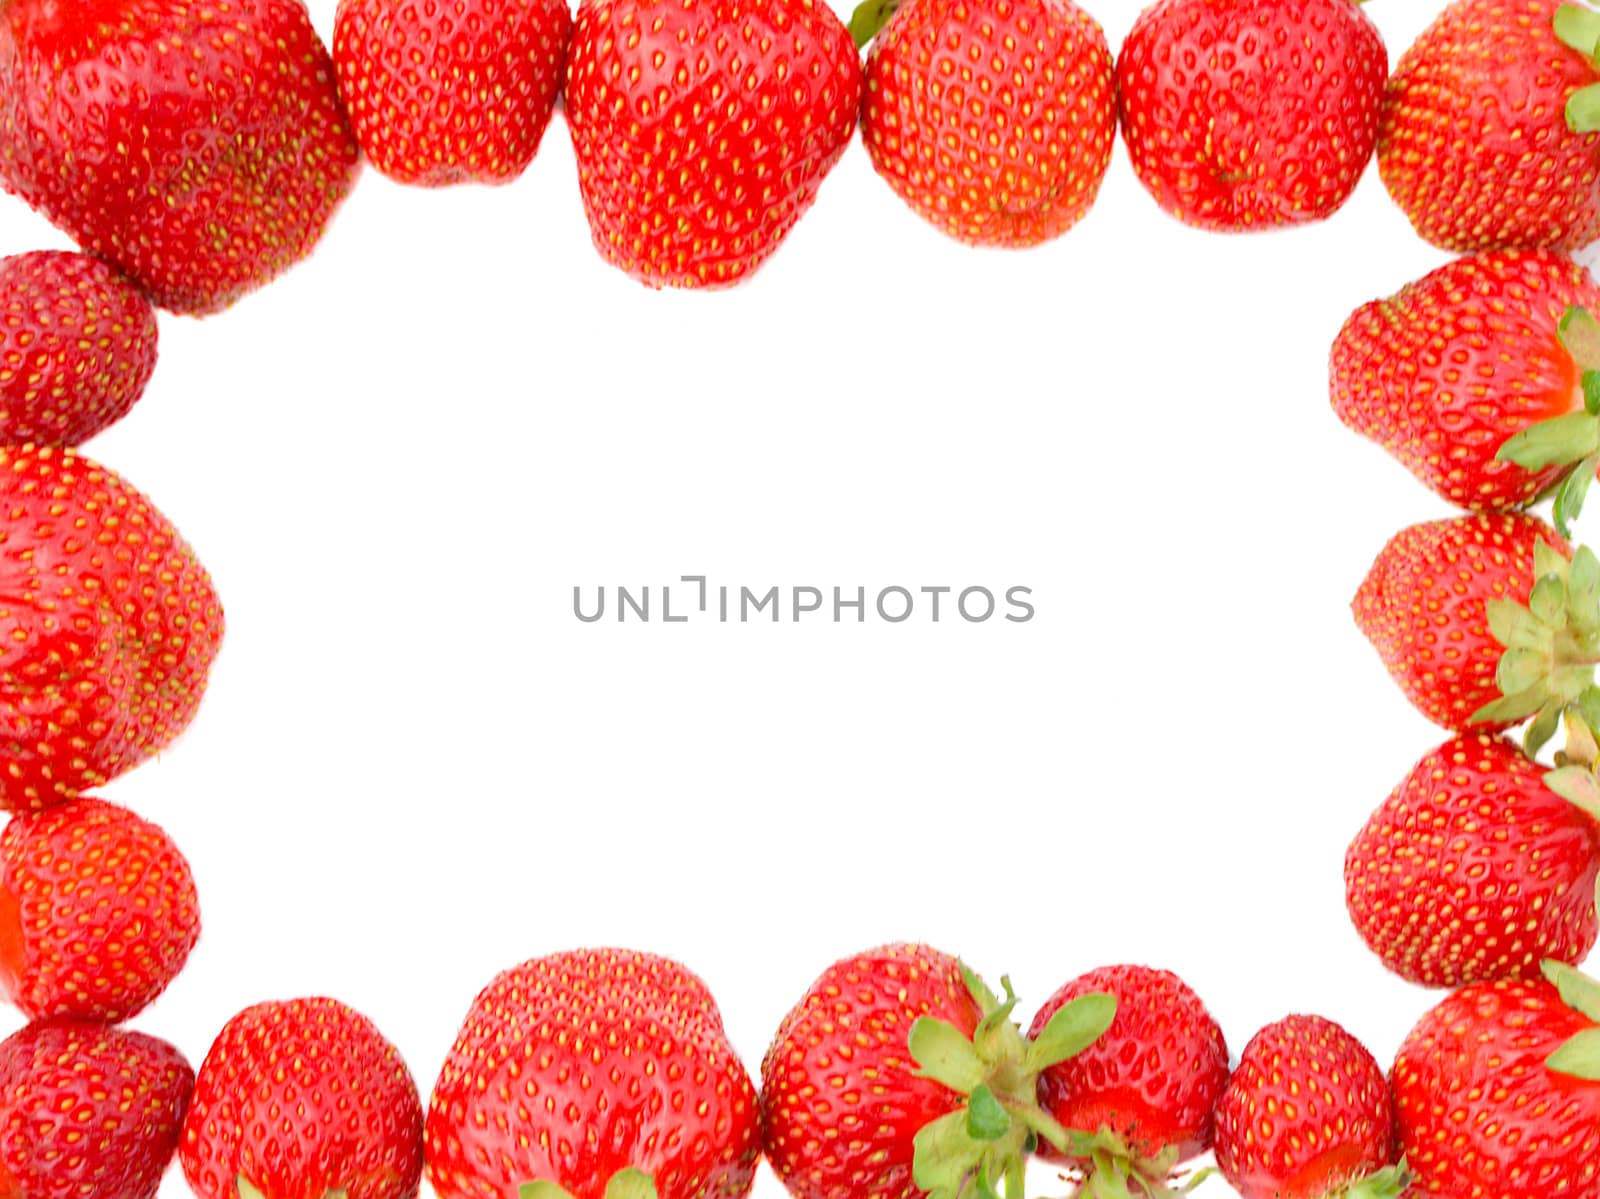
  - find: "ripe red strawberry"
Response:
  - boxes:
[333,0,572,185]
[0,444,224,814]
[427,948,763,1199]
[564,0,862,288]
[1378,0,1600,253]
[1,795,201,1022]
[0,0,360,315]
[0,1017,194,1199]
[1213,1015,1401,1199]
[1331,250,1600,512]
[856,0,1116,247]
[0,251,157,446]
[1351,512,1578,742]
[1346,732,1600,988]
[1392,964,1600,1198]
[180,996,424,1199]
[1116,0,1386,231]
[1027,964,1228,1195]
[762,943,1116,1199]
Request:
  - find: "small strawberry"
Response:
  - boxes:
[0,795,201,1022]
[854,0,1116,247]
[1378,0,1600,253]
[1351,513,1587,746]
[0,0,361,314]
[0,251,158,445]
[1115,0,1387,231]
[0,1017,194,1199]
[1027,964,1228,1197]
[180,996,424,1199]
[333,0,572,185]
[0,444,224,814]
[1346,731,1600,988]
[427,948,765,1199]
[564,0,862,288]
[761,943,1115,1199]
[1213,1015,1402,1199]
[1392,962,1600,1198]
[1330,250,1600,513]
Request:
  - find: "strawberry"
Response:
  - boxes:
[0,795,201,1022]
[0,444,224,814]
[1392,962,1600,1198]
[1115,0,1386,231]
[1330,250,1600,513]
[333,0,572,185]
[1026,964,1228,1197]
[0,1017,194,1199]
[1213,1015,1402,1199]
[762,943,1115,1199]
[563,0,862,288]
[427,948,760,1199]
[1378,0,1600,253]
[0,0,360,315]
[1346,732,1600,988]
[1350,513,1587,747]
[180,996,424,1199]
[854,0,1116,247]
[0,251,158,446]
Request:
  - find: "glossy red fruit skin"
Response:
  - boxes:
[1393,979,1600,1197]
[1378,0,1600,253]
[333,0,572,185]
[0,0,360,315]
[1346,734,1600,988]
[0,796,201,1022]
[1028,964,1228,1167]
[564,0,862,288]
[427,948,760,1199]
[860,0,1115,247]
[1117,0,1386,231]
[0,1017,194,1199]
[0,251,157,445]
[1213,1014,1395,1199]
[1331,250,1600,511]
[181,997,424,1199]
[0,445,224,814]
[1351,512,1565,733]
[761,943,979,1199]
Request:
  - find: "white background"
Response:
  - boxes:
[0,0,1576,1193]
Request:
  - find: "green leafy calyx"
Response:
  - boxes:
[1557,6,1600,131]
[521,1169,658,1199]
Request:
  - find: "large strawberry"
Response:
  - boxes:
[427,947,763,1199]
[855,0,1115,247]
[1213,1014,1402,1199]
[0,250,158,445]
[1330,250,1600,514]
[0,0,361,314]
[0,1017,194,1199]
[762,943,1115,1199]
[1027,963,1228,1197]
[333,0,572,185]
[180,996,424,1199]
[1350,512,1592,748]
[1346,731,1600,988]
[1116,0,1386,232]
[564,0,862,288]
[0,444,224,814]
[1392,963,1600,1197]
[1378,0,1600,253]
[1,795,201,1022]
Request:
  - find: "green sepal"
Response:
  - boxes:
[1549,1028,1600,1078]
[1555,465,1595,538]
[1557,3,1600,56]
[1471,687,1549,727]
[1526,699,1566,758]
[1571,82,1600,133]
[1578,688,1600,737]
[912,1109,987,1199]
[1544,958,1600,1021]
[1339,1162,1413,1199]
[1584,371,1600,414]
[236,1181,267,1199]
[1563,307,1600,368]
[1573,549,1600,624]
[521,1170,657,1199]
[846,0,899,46]
[1023,992,1116,1074]
[1498,410,1600,469]
[522,1184,576,1199]
[1486,598,1550,649]
[966,1085,1011,1142]
[910,1016,987,1094]
[1545,763,1600,819]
